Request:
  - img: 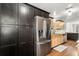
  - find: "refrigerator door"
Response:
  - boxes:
[43,20,47,38]
[34,16,51,56]
[36,40,51,56]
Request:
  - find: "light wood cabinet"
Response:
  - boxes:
[50,19,67,48]
[51,34,64,47]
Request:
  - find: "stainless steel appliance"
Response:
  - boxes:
[34,16,51,56]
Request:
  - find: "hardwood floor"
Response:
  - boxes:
[48,40,79,56]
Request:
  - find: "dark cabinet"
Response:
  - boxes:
[18,26,34,56]
[19,26,33,43]
[0,25,19,46]
[0,4,1,24]
[18,43,28,56]
[0,3,18,25]
[0,25,33,56]
[19,4,34,26]
[0,45,17,56]
[73,34,78,41]
[34,8,49,18]
[42,12,49,18]
[35,8,42,17]
[0,4,19,56]
[19,42,34,56]
[0,3,49,56]
[0,25,18,56]
[67,33,78,41]
[26,43,34,56]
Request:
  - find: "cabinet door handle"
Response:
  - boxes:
[37,40,51,45]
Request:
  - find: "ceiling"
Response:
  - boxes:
[29,3,79,23]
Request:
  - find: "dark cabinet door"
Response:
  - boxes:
[73,34,78,41]
[67,33,78,41]
[34,8,49,18]
[0,4,1,20]
[0,25,19,56]
[0,25,19,46]
[18,26,34,56]
[0,3,18,25]
[34,8,43,17]
[19,26,33,43]
[42,12,49,18]
[67,33,71,39]
[0,4,1,24]
[19,4,34,26]
[18,42,34,56]
[0,45,17,56]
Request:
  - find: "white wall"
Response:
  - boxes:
[66,20,79,33]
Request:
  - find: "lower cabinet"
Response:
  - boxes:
[19,42,34,56]
[18,26,34,56]
[0,25,34,56]
[51,34,65,47]
[67,33,78,41]
[0,25,19,56]
[0,45,18,56]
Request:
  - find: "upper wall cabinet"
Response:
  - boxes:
[0,3,18,25]
[0,3,49,26]
[34,8,49,18]
[42,11,49,18]
[19,4,34,26]
[34,8,42,17]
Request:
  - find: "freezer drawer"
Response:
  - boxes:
[36,41,51,56]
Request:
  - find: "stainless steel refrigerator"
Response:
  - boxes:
[34,16,51,56]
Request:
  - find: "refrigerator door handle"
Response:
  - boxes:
[37,40,51,45]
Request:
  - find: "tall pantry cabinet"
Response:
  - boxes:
[0,3,49,56]
[0,3,19,56]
